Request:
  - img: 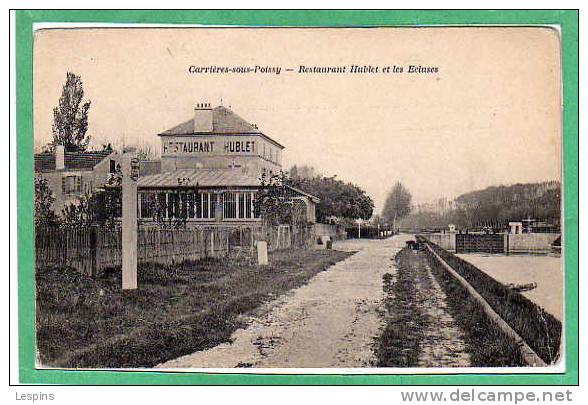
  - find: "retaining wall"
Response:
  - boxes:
[422,232,560,254]
[313,223,347,241]
[507,233,560,254]
[424,233,456,252]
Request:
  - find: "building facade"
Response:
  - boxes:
[158,103,283,176]
[136,103,318,225]
[35,146,117,214]
[35,146,161,215]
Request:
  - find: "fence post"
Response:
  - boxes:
[211,230,215,256]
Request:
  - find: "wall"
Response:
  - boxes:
[313,223,347,241]
[507,233,560,254]
[425,233,456,252]
[456,233,505,254]
[36,170,97,214]
[160,134,282,175]
[425,232,561,254]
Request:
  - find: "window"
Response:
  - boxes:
[140,192,155,219]
[224,192,237,219]
[139,191,257,221]
[202,193,209,218]
[109,159,116,174]
[62,175,82,195]
[156,192,167,219]
[212,193,222,219]
[186,193,195,219]
[166,193,176,219]
[238,193,246,219]
[199,192,221,219]
[237,192,254,219]
[194,192,202,218]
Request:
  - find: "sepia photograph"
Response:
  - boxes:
[31,26,563,371]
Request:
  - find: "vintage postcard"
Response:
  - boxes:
[27,21,570,380]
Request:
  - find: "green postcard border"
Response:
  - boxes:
[15,9,579,385]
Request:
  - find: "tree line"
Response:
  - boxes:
[399,181,561,230]
[287,167,375,223]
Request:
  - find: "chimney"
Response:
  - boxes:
[55,144,65,170]
[194,102,213,133]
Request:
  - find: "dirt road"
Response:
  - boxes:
[158,235,412,368]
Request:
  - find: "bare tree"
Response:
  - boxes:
[382,181,412,231]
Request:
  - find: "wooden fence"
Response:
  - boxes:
[35,223,314,275]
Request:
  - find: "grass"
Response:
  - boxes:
[375,248,429,367]
[418,237,561,365]
[36,248,354,368]
[376,247,527,367]
[424,252,525,366]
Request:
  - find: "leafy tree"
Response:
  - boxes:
[34,178,59,227]
[143,191,194,229]
[61,172,122,229]
[288,175,374,222]
[61,191,95,229]
[255,171,294,226]
[382,181,412,230]
[289,165,317,180]
[370,214,387,227]
[50,72,91,152]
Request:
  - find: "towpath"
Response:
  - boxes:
[158,235,412,368]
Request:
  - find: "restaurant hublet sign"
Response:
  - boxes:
[162,135,259,157]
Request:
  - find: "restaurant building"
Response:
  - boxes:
[136,103,318,225]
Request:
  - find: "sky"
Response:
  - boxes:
[33,27,562,213]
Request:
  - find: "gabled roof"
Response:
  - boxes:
[286,185,321,203]
[159,105,284,149]
[160,106,260,136]
[34,150,114,173]
[137,168,261,189]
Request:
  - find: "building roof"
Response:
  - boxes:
[159,105,285,149]
[137,168,261,189]
[287,185,321,203]
[160,106,259,136]
[34,150,113,173]
[138,160,162,177]
[137,168,321,202]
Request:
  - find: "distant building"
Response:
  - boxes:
[34,146,159,215]
[35,146,117,213]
